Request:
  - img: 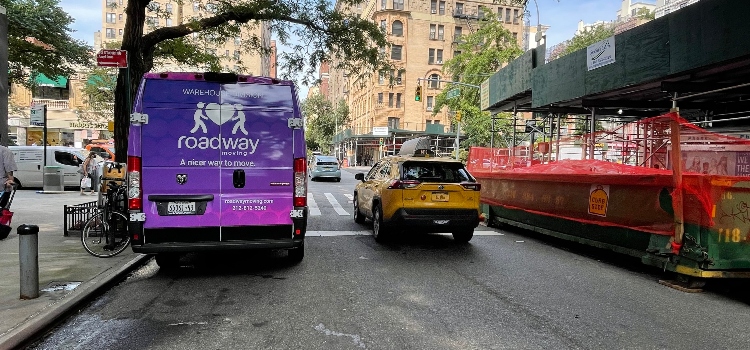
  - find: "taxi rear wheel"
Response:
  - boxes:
[452,229,474,243]
[353,195,365,224]
[372,205,388,242]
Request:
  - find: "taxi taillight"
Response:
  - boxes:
[388,180,420,189]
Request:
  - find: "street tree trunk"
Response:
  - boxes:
[114,0,150,159]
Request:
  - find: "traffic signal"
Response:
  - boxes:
[379,138,383,145]
[456,111,462,122]
[415,85,422,101]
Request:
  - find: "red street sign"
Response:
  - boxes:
[96,49,128,68]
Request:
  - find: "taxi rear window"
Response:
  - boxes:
[401,161,475,183]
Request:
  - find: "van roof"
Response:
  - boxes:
[143,72,295,86]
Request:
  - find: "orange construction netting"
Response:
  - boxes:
[468,112,750,239]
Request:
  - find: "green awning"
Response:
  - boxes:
[86,74,115,89]
[34,73,68,88]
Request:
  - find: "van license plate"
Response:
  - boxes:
[167,201,196,215]
[431,192,449,202]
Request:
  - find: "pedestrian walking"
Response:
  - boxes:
[80,153,97,195]
[0,136,18,208]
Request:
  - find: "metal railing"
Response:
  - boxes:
[63,201,98,236]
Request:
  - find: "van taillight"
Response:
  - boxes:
[127,156,142,210]
[293,158,307,207]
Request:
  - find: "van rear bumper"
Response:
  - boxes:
[132,239,302,253]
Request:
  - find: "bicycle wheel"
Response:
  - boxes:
[82,211,131,258]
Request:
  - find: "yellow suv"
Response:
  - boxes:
[353,138,481,243]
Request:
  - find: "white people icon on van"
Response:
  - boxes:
[190,102,248,135]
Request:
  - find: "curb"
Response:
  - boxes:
[0,254,151,350]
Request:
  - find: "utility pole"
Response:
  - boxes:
[0,5,8,146]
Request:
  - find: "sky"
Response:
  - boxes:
[58,0,632,98]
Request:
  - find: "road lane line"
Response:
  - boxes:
[325,193,350,216]
[344,194,354,202]
[307,193,321,216]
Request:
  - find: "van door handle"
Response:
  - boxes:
[233,169,245,188]
[38,165,41,170]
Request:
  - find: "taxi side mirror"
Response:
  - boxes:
[355,173,365,181]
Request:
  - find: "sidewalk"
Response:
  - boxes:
[0,190,148,350]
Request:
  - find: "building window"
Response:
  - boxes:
[429,48,435,64]
[392,21,403,36]
[106,13,116,23]
[225,50,229,56]
[505,8,511,23]
[106,28,116,38]
[381,0,386,10]
[166,3,173,13]
[428,73,440,89]
[513,9,519,24]
[437,25,444,40]
[391,45,402,60]
[377,93,384,105]
[233,50,240,59]
[146,16,158,27]
[512,32,518,41]
[426,96,434,111]
[439,1,445,15]
[388,117,400,129]
[393,0,403,10]
[119,0,123,4]
[396,93,402,108]
[379,71,385,85]
[380,20,386,31]
[498,7,502,16]
[388,93,394,107]
[436,49,443,63]
[454,50,462,58]
[396,70,403,84]
[147,2,160,11]
[118,14,123,20]
[206,2,217,13]
[106,0,116,5]
[456,2,464,15]
[431,0,437,13]
[118,29,123,36]
[166,18,172,26]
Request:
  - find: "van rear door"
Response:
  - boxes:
[140,79,222,232]
[218,83,296,238]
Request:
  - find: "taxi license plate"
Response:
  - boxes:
[167,201,196,215]
[431,192,449,202]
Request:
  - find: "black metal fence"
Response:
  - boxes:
[63,201,98,236]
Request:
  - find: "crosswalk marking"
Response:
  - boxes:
[344,194,354,202]
[325,193,350,216]
[307,193,322,216]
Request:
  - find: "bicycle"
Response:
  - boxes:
[81,163,130,258]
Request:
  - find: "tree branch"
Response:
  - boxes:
[141,10,330,54]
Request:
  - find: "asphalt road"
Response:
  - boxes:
[28,171,750,349]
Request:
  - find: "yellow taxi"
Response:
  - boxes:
[353,137,481,243]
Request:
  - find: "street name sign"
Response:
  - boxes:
[97,49,128,68]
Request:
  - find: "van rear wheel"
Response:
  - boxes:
[287,243,304,264]
[155,254,180,270]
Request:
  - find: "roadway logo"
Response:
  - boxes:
[190,102,248,135]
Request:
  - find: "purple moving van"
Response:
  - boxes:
[127,72,308,267]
